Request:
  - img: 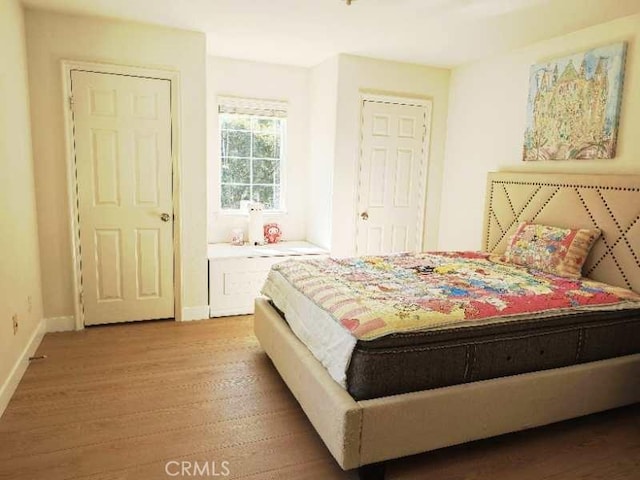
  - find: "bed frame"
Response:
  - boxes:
[254,172,640,479]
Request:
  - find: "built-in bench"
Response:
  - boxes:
[208,241,328,317]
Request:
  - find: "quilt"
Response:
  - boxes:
[266,251,640,341]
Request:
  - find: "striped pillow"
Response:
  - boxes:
[502,222,601,278]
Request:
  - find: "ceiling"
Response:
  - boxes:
[20,0,640,68]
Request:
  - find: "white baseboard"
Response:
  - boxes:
[182,306,210,322]
[209,306,254,317]
[0,319,46,418]
[46,316,76,332]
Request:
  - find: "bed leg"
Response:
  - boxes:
[358,462,386,480]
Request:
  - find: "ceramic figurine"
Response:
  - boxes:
[247,202,265,246]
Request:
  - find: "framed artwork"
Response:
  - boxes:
[523,42,627,161]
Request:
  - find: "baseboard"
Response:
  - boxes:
[209,306,254,317]
[0,318,46,418]
[46,316,76,332]
[182,306,210,322]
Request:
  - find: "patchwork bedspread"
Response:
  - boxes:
[265,251,640,341]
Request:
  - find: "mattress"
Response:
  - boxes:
[263,268,356,386]
[346,308,640,400]
[261,252,640,400]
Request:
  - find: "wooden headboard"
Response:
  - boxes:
[483,172,640,293]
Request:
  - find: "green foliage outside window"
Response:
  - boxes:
[220,113,283,210]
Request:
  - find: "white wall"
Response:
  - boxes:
[439,13,640,250]
[0,0,44,412]
[307,57,339,250]
[331,55,450,256]
[25,10,208,320]
[207,54,451,256]
[207,57,310,243]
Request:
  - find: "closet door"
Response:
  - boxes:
[71,70,174,325]
[356,99,431,255]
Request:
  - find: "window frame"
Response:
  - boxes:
[216,97,288,215]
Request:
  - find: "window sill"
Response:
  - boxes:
[215,210,288,217]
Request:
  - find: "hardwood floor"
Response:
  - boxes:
[0,316,638,480]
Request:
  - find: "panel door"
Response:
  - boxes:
[356,99,430,256]
[71,70,174,325]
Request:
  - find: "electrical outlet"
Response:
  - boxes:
[12,314,18,335]
[27,296,32,313]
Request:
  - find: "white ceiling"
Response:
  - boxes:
[21,0,640,67]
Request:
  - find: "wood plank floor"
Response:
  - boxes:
[0,316,638,480]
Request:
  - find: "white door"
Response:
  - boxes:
[71,71,174,325]
[356,99,431,256]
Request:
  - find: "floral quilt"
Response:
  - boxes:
[266,251,640,341]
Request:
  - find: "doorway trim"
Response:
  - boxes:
[61,60,184,330]
[356,92,433,256]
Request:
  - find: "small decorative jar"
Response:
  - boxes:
[230,228,244,246]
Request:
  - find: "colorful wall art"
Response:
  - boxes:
[523,42,627,161]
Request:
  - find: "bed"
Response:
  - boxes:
[254,172,640,479]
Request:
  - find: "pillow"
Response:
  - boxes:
[501,222,601,278]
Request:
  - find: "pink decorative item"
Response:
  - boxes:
[263,223,282,244]
[230,228,244,246]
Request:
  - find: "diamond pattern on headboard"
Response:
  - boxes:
[483,172,640,293]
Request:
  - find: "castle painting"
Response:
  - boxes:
[523,42,627,161]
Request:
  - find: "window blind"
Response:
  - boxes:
[217,96,288,118]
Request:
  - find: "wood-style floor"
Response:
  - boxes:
[0,316,638,480]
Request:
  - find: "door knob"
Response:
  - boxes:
[360,211,369,220]
[160,213,171,222]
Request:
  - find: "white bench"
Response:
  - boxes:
[208,241,328,317]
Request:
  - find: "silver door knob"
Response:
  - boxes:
[360,211,369,220]
[160,213,171,222]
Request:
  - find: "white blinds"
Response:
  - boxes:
[217,96,288,118]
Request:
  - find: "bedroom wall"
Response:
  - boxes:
[0,0,44,414]
[331,55,450,256]
[207,57,310,244]
[439,13,640,251]
[307,57,339,250]
[25,9,208,321]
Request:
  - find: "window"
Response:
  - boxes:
[218,97,287,211]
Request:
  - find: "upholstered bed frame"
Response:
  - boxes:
[483,172,640,292]
[254,172,640,478]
